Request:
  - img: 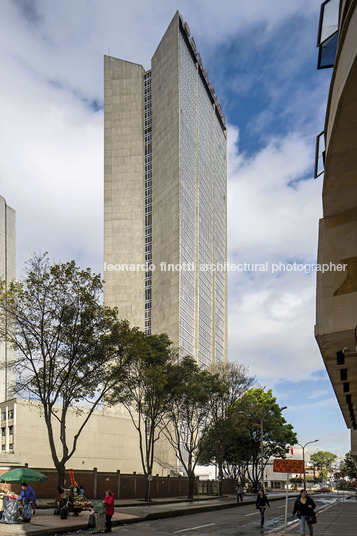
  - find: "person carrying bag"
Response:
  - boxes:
[292,489,316,535]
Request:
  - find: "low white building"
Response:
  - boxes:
[0,397,178,476]
[264,446,314,490]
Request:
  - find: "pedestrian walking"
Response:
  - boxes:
[292,489,316,536]
[17,482,36,523]
[256,489,270,526]
[236,483,243,502]
[103,489,115,533]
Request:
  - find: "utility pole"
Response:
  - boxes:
[297,440,319,489]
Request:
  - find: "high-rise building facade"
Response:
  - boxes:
[104,11,227,367]
[315,0,357,459]
[0,195,16,403]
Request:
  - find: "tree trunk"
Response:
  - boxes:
[187,471,195,500]
[218,459,223,496]
[145,477,151,502]
[56,461,66,488]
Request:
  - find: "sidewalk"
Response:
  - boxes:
[0,494,354,536]
[272,499,357,535]
[0,494,261,536]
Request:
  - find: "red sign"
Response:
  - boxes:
[273,459,304,473]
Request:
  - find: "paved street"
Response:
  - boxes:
[0,493,349,535]
[112,495,336,535]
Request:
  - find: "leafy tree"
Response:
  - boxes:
[340,451,357,479]
[318,468,329,483]
[163,356,223,499]
[310,451,338,480]
[199,416,247,481]
[231,388,296,491]
[200,387,296,492]
[0,254,133,486]
[107,331,176,501]
[198,362,255,495]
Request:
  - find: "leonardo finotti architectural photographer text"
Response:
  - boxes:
[104,262,347,274]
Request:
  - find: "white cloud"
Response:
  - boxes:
[226,123,324,382]
[0,0,349,457]
[308,390,330,400]
[292,397,340,410]
[1,0,323,99]
[0,44,103,273]
[227,124,322,262]
[0,0,326,375]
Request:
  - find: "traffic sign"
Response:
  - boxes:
[334,472,341,480]
[273,459,304,473]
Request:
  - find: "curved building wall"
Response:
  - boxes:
[315,0,357,457]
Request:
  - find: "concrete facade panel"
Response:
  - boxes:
[104,56,145,330]
[0,399,176,474]
[0,197,16,403]
[315,1,357,442]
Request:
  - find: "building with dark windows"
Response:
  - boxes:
[315,0,357,460]
[104,11,227,367]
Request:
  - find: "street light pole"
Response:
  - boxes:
[297,439,319,489]
[258,406,287,492]
[238,406,287,492]
[260,418,264,492]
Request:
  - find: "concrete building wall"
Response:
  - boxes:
[0,398,176,475]
[214,120,228,367]
[103,12,227,367]
[102,12,227,475]
[177,22,227,367]
[0,197,16,402]
[150,13,181,348]
[104,57,146,330]
[315,0,357,457]
[352,428,357,458]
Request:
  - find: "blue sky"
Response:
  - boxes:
[0,0,350,460]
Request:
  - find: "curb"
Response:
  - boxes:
[266,499,338,535]
[1,495,289,536]
[35,495,236,509]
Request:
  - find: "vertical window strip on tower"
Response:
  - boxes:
[179,33,197,360]
[144,71,152,334]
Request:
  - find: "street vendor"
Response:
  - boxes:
[17,482,36,523]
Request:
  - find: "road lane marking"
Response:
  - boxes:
[173,523,216,533]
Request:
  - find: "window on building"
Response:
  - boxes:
[317,0,339,69]
[8,410,14,419]
[314,131,325,178]
[1,428,5,437]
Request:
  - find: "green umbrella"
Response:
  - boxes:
[0,467,48,483]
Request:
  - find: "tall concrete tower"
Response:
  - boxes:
[104,11,227,367]
[0,195,16,402]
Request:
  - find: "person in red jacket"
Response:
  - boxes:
[103,490,115,532]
